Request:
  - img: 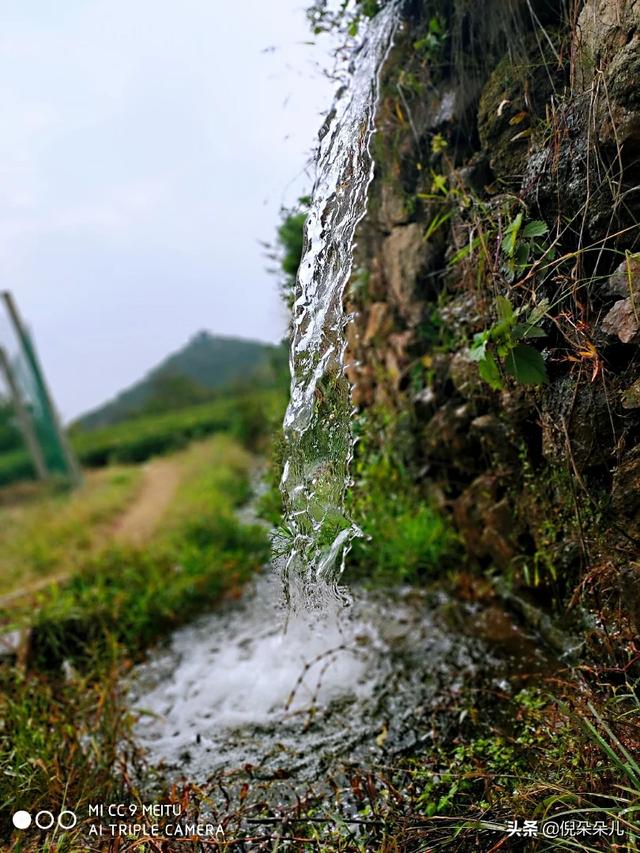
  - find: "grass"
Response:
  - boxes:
[0,448,40,488]
[188,673,638,851]
[347,411,459,583]
[0,433,262,601]
[0,387,285,487]
[71,396,243,466]
[0,433,270,848]
[6,435,268,666]
[0,467,141,597]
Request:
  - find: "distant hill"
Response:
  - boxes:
[75,331,286,430]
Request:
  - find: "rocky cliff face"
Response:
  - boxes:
[346,0,640,641]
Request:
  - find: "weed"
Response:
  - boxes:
[347,410,459,583]
[469,295,549,389]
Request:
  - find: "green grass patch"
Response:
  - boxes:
[0,467,141,596]
[0,447,34,488]
[71,389,283,466]
[15,436,268,669]
[0,435,269,844]
[347,412,459,583]
[0,389,286,488]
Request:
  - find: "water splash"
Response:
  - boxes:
[279,3,400,600]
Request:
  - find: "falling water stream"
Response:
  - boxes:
[279,1,400,599]
[130,3,549,798]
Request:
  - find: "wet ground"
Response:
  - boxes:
[129,569,553,788]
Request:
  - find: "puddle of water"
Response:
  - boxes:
[129,572,550,783]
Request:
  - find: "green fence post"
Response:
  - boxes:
[1,291,82,487]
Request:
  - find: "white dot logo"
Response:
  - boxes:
[12,810,32,830]
[11,808,77,832]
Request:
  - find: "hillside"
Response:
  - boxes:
[76,331,284,430]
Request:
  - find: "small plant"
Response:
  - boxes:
[501,214,550,281]
[469,295,549,389]
[347,410,459,582]
[306,0,381,38]
[414,16,447,63]
[276,196,310,307]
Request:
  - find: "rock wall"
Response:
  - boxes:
[346,0,640,639]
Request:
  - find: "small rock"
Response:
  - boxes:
[434,88,456,125]
[470,414,512,462]
[363,302,392,344]
[612,444,640,517]
[379,183,410,230]
[606,254,640,299]
[601,297,640,343]
[454,475,518,567]
[449,350,485,398]
[413,386,436,407]
[0,629,21,657]
[0,627,30,665]
[381,223,430,325]
[622,379,640,409]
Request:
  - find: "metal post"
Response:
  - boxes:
[0,345,48,481]
[1,291,82,487]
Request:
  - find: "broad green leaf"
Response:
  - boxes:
[504,344,548,385]
[489,318,513,344]
[478,352,502,390]
[515,241,530,268]
[522,220,549,239]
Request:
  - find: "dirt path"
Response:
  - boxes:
[0,458,183,612]
[112,457,182,546]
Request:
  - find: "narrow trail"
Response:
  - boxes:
[0,457,182,611]
[112,457,182,546]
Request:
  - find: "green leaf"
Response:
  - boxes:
[522,220,549,239]
[504,344,548,385]
[496,340,511,359]
[513,323,547,340]
[449,236,481,265]
[469,331,489,361]
[527,298,550,326]
[478,352,502,390]
[514,241,530,268]
[502,212,523,258]
[495,295,514,323]
[431,172,447,194]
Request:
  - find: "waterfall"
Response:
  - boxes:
[278,3,400,603]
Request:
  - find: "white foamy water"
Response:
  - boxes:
[131,573,391,775]
[130,570,548,784]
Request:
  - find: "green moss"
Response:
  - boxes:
[478,34,563,182]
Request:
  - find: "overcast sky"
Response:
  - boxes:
[0,0,333,419]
